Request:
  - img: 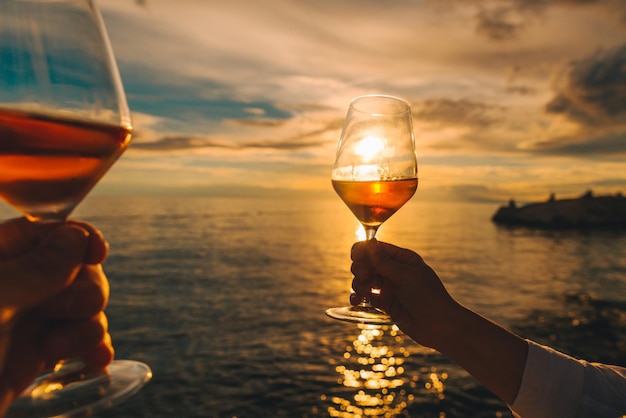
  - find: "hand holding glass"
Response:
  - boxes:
[0,0,151,416]
[327,95,418,325]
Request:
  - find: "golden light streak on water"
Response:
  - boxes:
[327,325,417,417]
[424,371,448,400]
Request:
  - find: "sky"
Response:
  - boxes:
[94,0,626,203]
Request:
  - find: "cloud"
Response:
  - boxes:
[131,117,343,152]
[131,134,326,152]
[523,131,626,157]
[95,0,625,200]
[518,43,626,156]
[130,135,224,151]
[414,98,505,129]
[529,129,626,157]
[545,43,626,126]
[474,3,536,41]
[468,0,626,41]
[410,98,529,154]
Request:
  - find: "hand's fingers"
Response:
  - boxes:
[375,241,425,266]
[0,225,89,311]
[350,259,371,281]
[0,218,107,264]
[349,290,361,306]
[0,314,46,399]
[0,218,40,259]
[67,220,108,265]
[372,279,397,313]
[80,334,114,373]
[351,241,398,308]
[351,274,395,312]
[368,241,425,287]
[351,275,372,300]
[351,255,380,305]
[0,312,112,405]
[352,239,423,268]
[40,312,108,365]
[38,265,109,319]
[350,240,370,262]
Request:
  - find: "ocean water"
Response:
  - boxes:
[3,195,626,417]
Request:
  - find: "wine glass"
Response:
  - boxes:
[0,0,151,416]
[327,95,418,325]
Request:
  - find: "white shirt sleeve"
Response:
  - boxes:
[510,340,626,418]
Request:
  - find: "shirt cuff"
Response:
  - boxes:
[510,340,584,418]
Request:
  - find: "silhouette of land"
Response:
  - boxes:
[492,191,626,228]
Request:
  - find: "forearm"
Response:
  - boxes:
[354,241,530,403]
[429,302,529,404]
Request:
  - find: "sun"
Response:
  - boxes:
[355,135,385,161]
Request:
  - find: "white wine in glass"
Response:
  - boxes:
[0,0,151,416]
[327,95,418,325]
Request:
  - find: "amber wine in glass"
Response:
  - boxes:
[327,95,418,325]
[0,1,151,416]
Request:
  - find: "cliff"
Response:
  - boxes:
[491,193,626,228]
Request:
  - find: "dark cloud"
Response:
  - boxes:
[131,118,342,152]
[545,43,626,126]
[130,134,322,151]
[474,5,532,41]
[414,98,505,128]
[229,118,288,128]
[276,103,338,113]
[469,0,625,41]
[411,98,519,153]
[518,43,626,156]
[239,138,327,150]
[506,85,537,95]
[130,136,227,151]
[527,131,626,156]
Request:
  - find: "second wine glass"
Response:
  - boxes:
[0,0,151,416]
[327,94,418,325]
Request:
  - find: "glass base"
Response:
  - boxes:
[6,360,152,418]
[326,305,395,325]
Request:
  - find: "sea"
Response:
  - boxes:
[3,195,626,418]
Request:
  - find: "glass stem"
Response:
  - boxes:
[364,226,378,241]
[360,226,379,307]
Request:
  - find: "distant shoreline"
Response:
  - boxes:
[491,191,626,228]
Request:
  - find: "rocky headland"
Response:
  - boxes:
[491,191,626,228]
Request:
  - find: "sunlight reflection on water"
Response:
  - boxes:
[327,325,412,417]
[2,195,625,417]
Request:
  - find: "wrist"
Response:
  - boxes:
[428,301,528,404]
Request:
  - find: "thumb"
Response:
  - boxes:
[0,225,89,312]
